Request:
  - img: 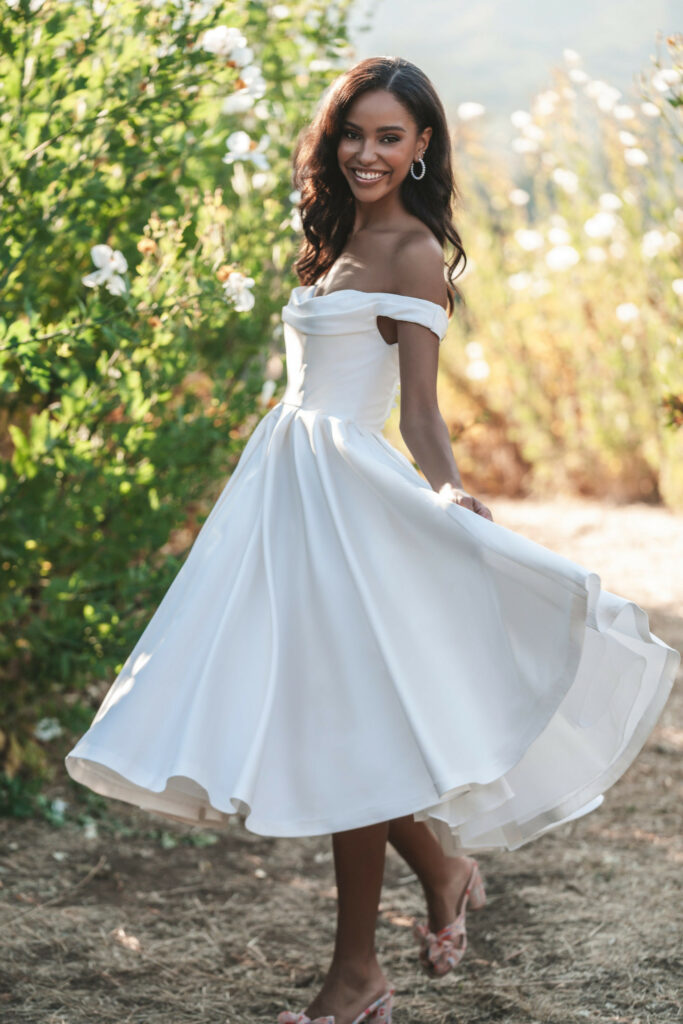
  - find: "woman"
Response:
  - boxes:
[66,57,679,1024]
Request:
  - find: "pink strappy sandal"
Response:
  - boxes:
[413,858,486,976]
[277,985,395,1024]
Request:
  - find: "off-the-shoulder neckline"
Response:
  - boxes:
[294,283,448,317]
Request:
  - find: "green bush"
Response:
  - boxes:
[0,0,354,797]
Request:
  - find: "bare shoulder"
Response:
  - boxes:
[391,229,447,311]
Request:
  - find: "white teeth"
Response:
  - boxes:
[353,170,385,180]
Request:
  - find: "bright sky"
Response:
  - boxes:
[347,0,680,154]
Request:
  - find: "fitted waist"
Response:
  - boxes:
[278,398,388,434]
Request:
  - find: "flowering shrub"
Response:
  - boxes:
[396,36,682,506]
[0,0,354,795]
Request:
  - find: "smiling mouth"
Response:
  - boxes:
[350,169,389,182]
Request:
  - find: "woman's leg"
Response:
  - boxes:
[304,820,391,1024]
[388,815,475,932]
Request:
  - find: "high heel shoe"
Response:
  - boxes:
[277,985,395,1024]
[413,858,486,977]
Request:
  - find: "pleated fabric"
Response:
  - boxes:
[65,285,679,853]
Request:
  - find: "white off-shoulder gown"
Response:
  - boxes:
[65,283,680,853]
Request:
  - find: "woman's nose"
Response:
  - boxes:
[358,142,378,162]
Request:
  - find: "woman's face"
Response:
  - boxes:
[337,88,432,200]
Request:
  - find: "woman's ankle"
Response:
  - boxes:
[327,954,384,988]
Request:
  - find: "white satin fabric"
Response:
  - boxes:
[65,284,680,853]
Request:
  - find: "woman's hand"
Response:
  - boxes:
[439,483,494,521]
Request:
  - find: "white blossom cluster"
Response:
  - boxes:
[82,244,128,295]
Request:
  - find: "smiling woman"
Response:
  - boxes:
[64,54,679,1024]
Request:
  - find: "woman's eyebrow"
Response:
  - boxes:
[343,120,406,132]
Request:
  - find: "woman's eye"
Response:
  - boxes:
[344,130,398,143]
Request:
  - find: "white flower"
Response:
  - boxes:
[251,171,269,190]
[223,130,270,170]
[200,25,247,58]
[563,49,581,66]
[569,69,589,85]
[586,246,607,263]
[465,359,490,381]
[640,101,660,118]
[508,272,532,291]
[547,227,570,246]
[672,279,683,297]
[618,130,637,147]
[599,192,622,211]
[464,341,484,359]
[545,245,580,271]
[642,229,666,259]
[521,122,544,141]
[271,4,290,18]
[584,211,616,239]
[222,270,255,311]
[585,79,621,112]
[615,302,639,323]
[533,90,559,118]
[237,64,267,99]
[34,717,64,741]
[510,110,532,128]
[170,0,220,24]
[551,168,578,194]
[82,244,128,295]
[652,68,682,92]
[624,147,648,167]
[222,91,253,114]
[641,229,678,259]
[514,229,544,251]
[457,102,485,121]
[613,104,635,121]
[508,188,530,206]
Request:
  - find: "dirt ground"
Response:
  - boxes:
[1,495,681,1024]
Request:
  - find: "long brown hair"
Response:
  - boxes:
[292,56,468,317]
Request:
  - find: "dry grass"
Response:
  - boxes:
[2,497,681,1024]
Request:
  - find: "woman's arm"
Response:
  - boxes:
[392,237,493,521]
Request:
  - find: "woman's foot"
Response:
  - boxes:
[423,855,478,933]
[303,959,390,1024]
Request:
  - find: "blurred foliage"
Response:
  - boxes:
[389,33,683,506]
[0,0,355,798]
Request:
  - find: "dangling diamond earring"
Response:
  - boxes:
[410,155,426,180]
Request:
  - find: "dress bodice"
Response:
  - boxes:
[279,284,449,433]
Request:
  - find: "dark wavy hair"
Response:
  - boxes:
[291,56,468,317]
